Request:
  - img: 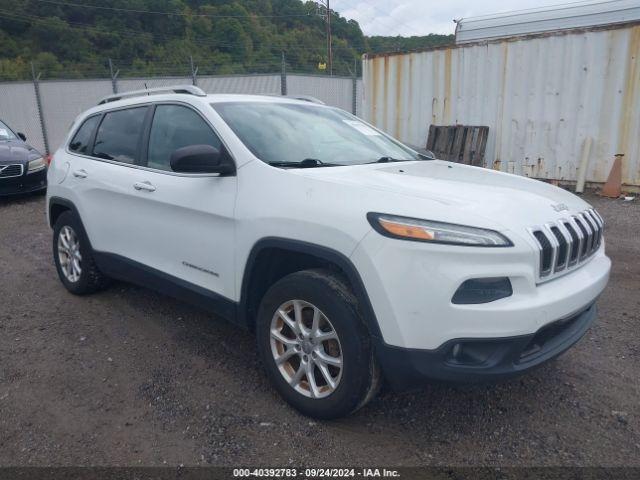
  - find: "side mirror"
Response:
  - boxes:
[170,144,235,175]
[17,132,27,141]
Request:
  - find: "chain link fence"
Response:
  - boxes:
[0,81,46,154]
[0,62,363,155]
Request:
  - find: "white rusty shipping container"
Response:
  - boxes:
[362,23,640,188]
[455,0,640,44]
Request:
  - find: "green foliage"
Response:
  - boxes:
[0,0,454,80]
[367,34,454,53]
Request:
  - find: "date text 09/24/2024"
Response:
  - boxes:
[233,468,400,477]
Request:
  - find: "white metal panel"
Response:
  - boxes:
[356,78,363,116]
[198,74,281,94]
[363,24,640,186]
[117,76,192,92]
[287,74,353,111]
[0,73,364,159]
[456,0,640,43]
[39,80,113,152]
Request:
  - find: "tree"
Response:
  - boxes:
[0,0,454,80]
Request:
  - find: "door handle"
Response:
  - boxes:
[72,169,88,179]
[133,181,156,192]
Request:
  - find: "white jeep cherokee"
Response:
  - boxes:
[47,86,611,418]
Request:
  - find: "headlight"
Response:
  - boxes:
[27,157,46,173]
[367,213,513,247]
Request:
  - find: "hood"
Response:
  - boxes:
[291,160,591,232]
[0,139,41,164]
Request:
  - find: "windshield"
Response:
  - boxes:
[0,120,17,141]
[212,102,418,167]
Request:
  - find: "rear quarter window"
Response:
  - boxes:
[69,115,100,154]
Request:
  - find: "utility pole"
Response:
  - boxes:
[316,1,333,76]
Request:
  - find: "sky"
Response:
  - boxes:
[331,0,582,36]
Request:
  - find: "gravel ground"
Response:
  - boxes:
[0,192,638,467]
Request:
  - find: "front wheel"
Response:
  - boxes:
[256,269,380,419]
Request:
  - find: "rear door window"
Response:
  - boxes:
[69,115,100,155]
[93,107,148,164]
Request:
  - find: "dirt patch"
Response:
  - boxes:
[0,193,638,466]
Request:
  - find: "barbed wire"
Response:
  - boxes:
[35,0,315,19]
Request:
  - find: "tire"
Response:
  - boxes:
[52,210,110,295]
[256,268,380,419]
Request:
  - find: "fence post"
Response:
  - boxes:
[281,52,287,96]
[108,58,119,94]
[190,55,198,86]
[30,62,50,156]
[351,59,358,115]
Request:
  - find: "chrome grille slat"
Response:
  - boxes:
[550,224,570,271]
[582,213,599,254]
[574,215,591,260]
[586,210,602,249]
[0,164,24,178]
[562,221,580,266]
[530,208,603,283]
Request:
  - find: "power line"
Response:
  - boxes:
[35,0,313,19]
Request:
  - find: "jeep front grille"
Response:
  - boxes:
[0,164,24,178]
[529,209,604,282]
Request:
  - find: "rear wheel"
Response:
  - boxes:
[53,211,110,295]
[256,269,380,419]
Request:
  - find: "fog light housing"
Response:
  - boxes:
[452,277,512,304]
[446,341,499,366]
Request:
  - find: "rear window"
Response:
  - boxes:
[69,115,100,154]
[93,107,147,164]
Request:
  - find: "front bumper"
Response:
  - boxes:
[351,228,611,350]
[377,302,597,389]
[0,167,47,196]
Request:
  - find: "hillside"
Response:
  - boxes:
[0,0,454,80]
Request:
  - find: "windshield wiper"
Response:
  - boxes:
[371,156,415,163]
[267,158,344,168]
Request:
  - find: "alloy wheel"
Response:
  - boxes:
[57,225,82,283]
[269,299,343,399]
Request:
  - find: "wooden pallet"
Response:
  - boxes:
[426,125,489,166]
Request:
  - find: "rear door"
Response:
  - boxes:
[121,102,237,300]
[65,105,152,262]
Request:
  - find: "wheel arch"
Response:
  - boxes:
[238,238,382,339]
[48,196,79,228]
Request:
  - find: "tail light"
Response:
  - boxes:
[45,154,53,166]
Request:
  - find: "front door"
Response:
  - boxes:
[124,103,237,301]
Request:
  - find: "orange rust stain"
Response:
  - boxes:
[617,25,640,184]
[395,56,403,138]
[407,54,413,138]
[371,58,380,123]
[493,43,510,170]
[444,48,452,123]
[383,56,390,132]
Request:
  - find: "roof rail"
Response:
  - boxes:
[271,94,325,105]
[98,85,206,105]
